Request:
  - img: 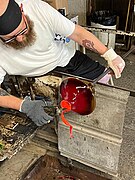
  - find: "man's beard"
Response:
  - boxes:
[6,15,36,50]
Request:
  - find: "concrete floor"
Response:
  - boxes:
[112,49,135,180]
[0,47,135,180]
[87,47,135,180]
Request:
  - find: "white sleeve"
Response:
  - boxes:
[0,67,6,84]
[38,1,75,37]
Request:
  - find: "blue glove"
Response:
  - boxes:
[20,99,53,126]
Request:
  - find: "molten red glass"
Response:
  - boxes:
[60,78,96,115]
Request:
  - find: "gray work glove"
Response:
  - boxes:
[20,99,53,126]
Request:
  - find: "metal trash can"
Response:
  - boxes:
[91,10,117,49]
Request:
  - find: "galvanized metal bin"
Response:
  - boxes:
[58,83,129,176]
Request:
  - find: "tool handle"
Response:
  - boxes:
[53,67,113,84]
[93,67,113,84]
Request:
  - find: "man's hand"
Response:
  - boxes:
[101,48,125,78]
[20,99,53,126]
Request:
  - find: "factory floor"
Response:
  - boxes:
[0,46,135,180]
[111,47,135,180]
[86,46,135,180]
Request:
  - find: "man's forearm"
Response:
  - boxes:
[0,88,23,110]
[69,24,108,55]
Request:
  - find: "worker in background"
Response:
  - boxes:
[0,0,125,126]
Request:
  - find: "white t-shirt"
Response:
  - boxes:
[0,0,75,83]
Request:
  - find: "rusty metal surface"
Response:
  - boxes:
[0,113,37,161]
[21,155,109,180]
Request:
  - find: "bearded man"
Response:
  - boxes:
[0,0,125,126]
